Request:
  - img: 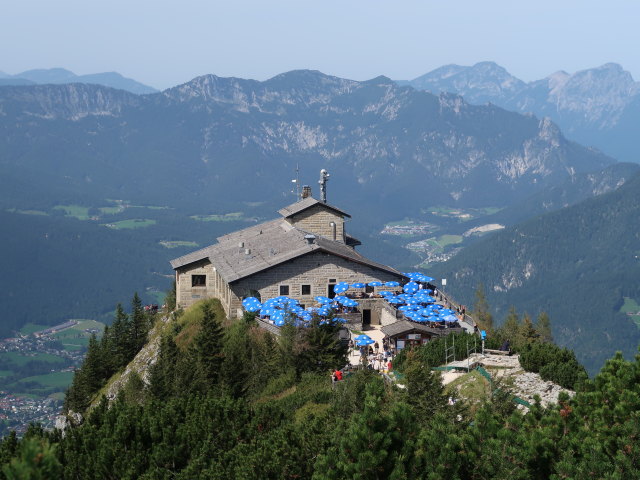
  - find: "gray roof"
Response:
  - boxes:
[381,320,461,338]
[170,217,404,284]
[277,196,350,219]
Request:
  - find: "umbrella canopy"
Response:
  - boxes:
[403,282,420,294]
[242,297,260,307]
[368,281,383,287]
[314,296,333,304]
[385,281,400,287]
[245,302,262,312]
[354,334,374,346]
[350,282,366,289]
[333,285,348,294]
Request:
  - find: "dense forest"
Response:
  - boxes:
[0,298,637,479]
[431,171,640,374]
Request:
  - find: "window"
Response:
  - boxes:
[329,279,337,283]
[192,275,206,287]
[365,286,374,294]
[301,284,311,295]
[279,285,289,295]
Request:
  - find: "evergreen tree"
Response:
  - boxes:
[535,311,553,342]
[403,350,448,419]
[130,292,147,354]
[474,283,494,332]
[193,302,224,390]
[2,438,62,480]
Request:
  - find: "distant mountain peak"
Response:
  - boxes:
[0,68,157,94]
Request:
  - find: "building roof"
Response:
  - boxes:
[381,320,461,338]
[170,217,404,284]
[277,196,351,219]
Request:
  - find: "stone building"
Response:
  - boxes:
[170,196,406,318]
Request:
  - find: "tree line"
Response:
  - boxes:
[0,297,637,478]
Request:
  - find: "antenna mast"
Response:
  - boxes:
[291,163,301,200]
[319,169,330,203]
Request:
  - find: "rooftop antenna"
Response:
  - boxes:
[319,168,330,203]
[291,163,301,200]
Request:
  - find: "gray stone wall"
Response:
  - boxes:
[230,251,402,314]
[288,206,345,242]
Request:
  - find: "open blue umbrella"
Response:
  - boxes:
[385,281,400,287]
[315,296,332,304]
[333,284,349,294]
[403,282,419,294]
[354,334,374,346]
[368,281,383,287]
[245,302,262,312]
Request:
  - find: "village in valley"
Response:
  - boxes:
[0,320,102,435]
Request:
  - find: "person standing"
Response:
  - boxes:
[374,341,379,355]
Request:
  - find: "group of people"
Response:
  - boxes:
[346,338,394,372]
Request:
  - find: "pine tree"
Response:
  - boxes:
[474,283,494,332]
[193,302,224,390]
[535,311,553,342]
[130,292,147,353]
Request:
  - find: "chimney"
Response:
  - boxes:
[244,248,251,255]
[302,185,312,199]
[304,234,316,245]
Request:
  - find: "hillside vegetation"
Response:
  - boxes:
[431,170,640,373]
[0,300,637,478]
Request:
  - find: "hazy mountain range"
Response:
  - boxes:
[0,69,638,373]
[398,62,640,163]
[0,72,611,217]
[0,68,157,94]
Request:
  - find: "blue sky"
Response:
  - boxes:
[1,0,638,90]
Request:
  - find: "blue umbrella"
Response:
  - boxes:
[315,296,332,304]
[333,284,349,294]
[242,297,260,307]
[404,281,420,294]
[385,281,400,287]
[351,282,366,289]
[245,302,262,312]
[442,314,459,323]
[354,334,374,346]
[387,296,403,304]
[368,281,383,287]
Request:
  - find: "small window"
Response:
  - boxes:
[329,279,337,283]
[365,286,374,294]
[301,285,311,295]
[279,285,289,295]
[192,275,206,287]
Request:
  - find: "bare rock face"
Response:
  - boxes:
[99,315,170,405]
[54,410,84,436]
[470,353,574,408]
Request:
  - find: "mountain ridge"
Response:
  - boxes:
[397,62,640,162]
[0,67,158,94]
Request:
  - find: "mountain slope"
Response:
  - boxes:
[0,72,613,219]
[0,68,158,94]
[430,170,640,373]
[399,62,640,163]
